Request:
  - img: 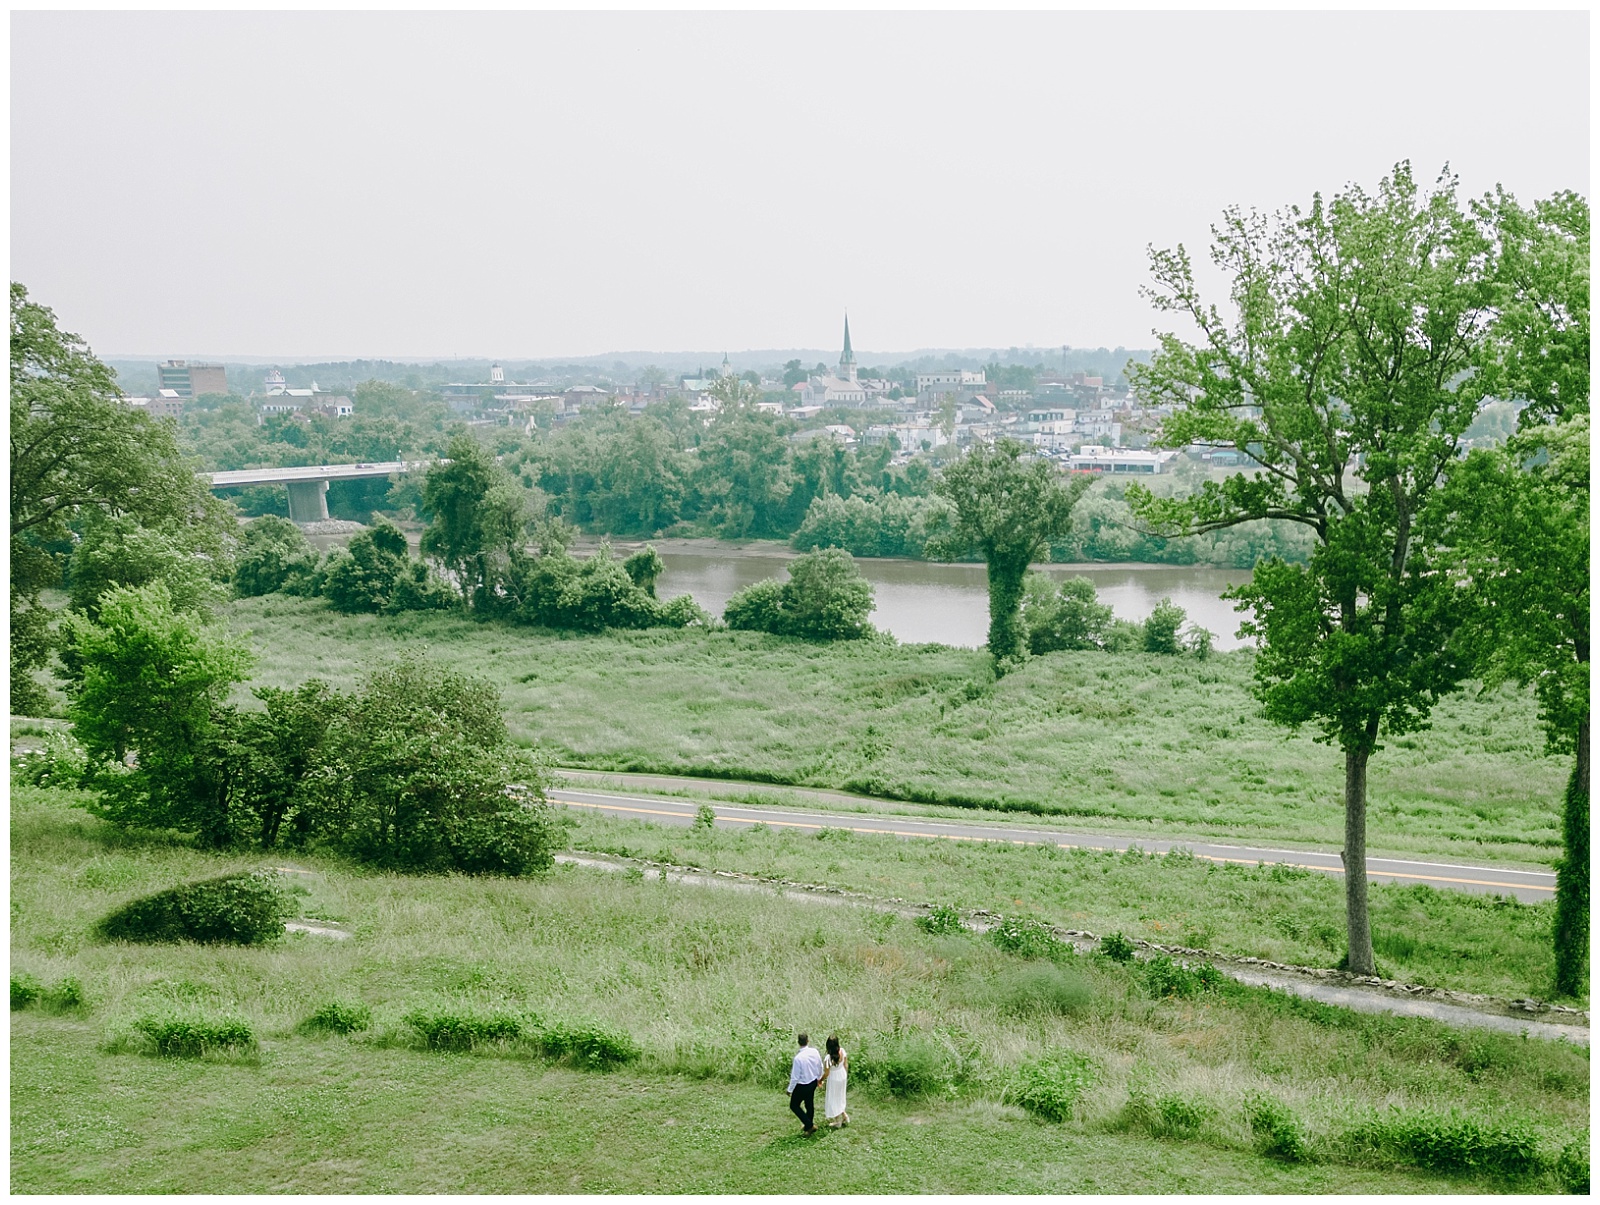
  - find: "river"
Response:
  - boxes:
[305,526,1256,651]
[652,549,1255,650]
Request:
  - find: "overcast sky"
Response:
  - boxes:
[11,10,1590,362]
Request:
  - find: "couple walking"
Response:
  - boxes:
[786,1033,848,1134]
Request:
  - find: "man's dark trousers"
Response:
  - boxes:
[790,1079,818,1129]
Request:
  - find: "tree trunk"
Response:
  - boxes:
[1342,744,1376,976]
[986,557,1028,669]
[1553,711,1589,998]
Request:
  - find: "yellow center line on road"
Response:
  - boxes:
[552,797,1556,895]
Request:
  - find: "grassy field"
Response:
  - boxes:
[563,812,1568,1003]
[11,783,1589,1193]
[226,594,1566,863]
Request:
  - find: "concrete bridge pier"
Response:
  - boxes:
[286,479,330,523]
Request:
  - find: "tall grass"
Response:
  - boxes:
[12,781,1588,1192]
[221,595,1564,862]
[564,811,1567,1001]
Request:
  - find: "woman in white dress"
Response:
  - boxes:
[822,1035,849,1128]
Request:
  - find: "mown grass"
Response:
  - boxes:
[11,782,1588,1193]
[564,812,1570,1002]
[222,594,1565,863]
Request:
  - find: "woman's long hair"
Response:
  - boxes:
[825,1036,842,1064]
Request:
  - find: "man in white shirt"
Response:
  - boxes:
[787,1032,825,1134]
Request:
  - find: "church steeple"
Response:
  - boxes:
[839,313,857,383]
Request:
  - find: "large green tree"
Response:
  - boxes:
[1127,165,1496,975]
[927,439,1088,669]
[1437,188,1589,996]
[693,388,795,539]
[10,283,217,712]
[421,435,529,609]
[65,582,254,848]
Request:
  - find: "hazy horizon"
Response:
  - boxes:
[14,11,1589,362]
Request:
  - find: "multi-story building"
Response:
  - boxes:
[157,360,228,397]
[915,369,986,398]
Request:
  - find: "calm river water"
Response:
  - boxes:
[306,527,1255,651]
[653,550,1255,651]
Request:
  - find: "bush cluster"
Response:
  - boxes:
[298,1000,373,1036]
[1141,955,1223,999]
[400,1008,641,1069]
[987,915,1070,960]
[131,1012,257,1058]
[1097,932,1137,962]
[724,548,875,641]
[1343,1107,1542,1178]
[854,1035,952,1098]
[1020,574,1214,658]
[915,904,966,935]
[1126,1088,1209,1139]
[11,974,87,1014]
[14,731,88,790]
[1006,1051,1097,1122]
[96,872,291,946]
[989,963,1095,1018]
[404,1008,526,1051]
[1247,1093,1310,1162]
[66,587,562,875]
[538,1021,642,1069]
[512,542,706,632]
[233,515,321,599]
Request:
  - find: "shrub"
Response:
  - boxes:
[622,546,664,596]
[915,904,966,935]
[403,1008,525,1052]
[1123,1086,1216,1138]
[991,963,1095,1018]
[97,872,291,946]
[1343,1107,1541,1178]
[693,804,717,830]
[723,578,786,634]
[1099,932,1137,962]
[299,1000,373,1036]
[1143,598,1187,654]
[537,1021,641,1069]
[131,1012,256,1058]
[14,731,88,789]
[723,549,874,641]
[858,1036,950,1098]
[68,511,229,620]
[40,977,87,1014]
[319,521,411,614]
[234,515,319,598]
[1142,955,1223,999]
[1155,1092,1215,1138]
[11,974,42,1010]
[1022,574,1114,653]
[777,548,875,640]
[1007,1051,1097,1122]
[1556,1138,1590,1194]
[307,656,558,875]
[988,915,1067,960]
[655,593,710,628]
[1183,624,1214,659]
[1247,1094,1309,1162]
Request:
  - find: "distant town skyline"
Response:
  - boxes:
[13,11,1589,361]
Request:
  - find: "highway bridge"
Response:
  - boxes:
[202,461,440,521]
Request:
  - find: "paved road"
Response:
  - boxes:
[549,786,1557,903]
